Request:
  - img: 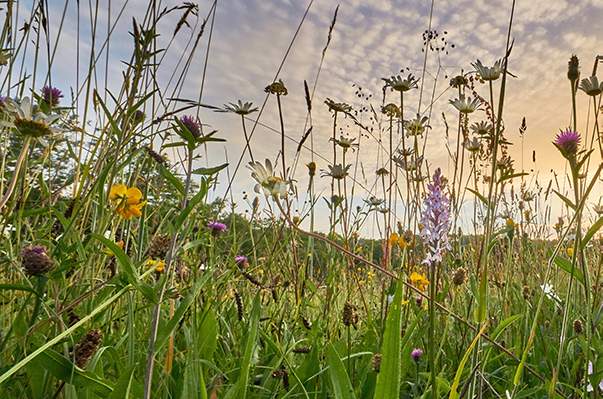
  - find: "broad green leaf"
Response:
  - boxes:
[326,343,356,399]
[374,278,403,399]
[553,255,585,286]
[32,349,113,395]
[553,190,576,210]
[581,216,603,250]
[449,324,487,399]
[192,163,228,176]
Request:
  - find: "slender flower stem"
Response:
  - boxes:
[0,136,31,211]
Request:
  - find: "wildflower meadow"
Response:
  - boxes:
[0,0,602,398]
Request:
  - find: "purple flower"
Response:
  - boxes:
[207,221,227,235]
[180,115,201,138]
[420,168,451,265]
[554,129,580,159]
[41,86,63,107]
[235,255,248,267]
[411,348,423,362]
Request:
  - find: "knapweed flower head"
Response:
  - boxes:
[220,100,258,115]
[472,59,503,81]
[553,129,580,159]
[0,49,10,66]
[382,73,419,92]
[235,255,248,267]
[109,184,146,219]
[411,348,424,362]
[179,115,201,139]
[450,95,481,114]
[248,159,289,198]
[265,79,288,96]
[1,97,61,138]
[579,76,603,97]
[420,168,451,265]
[41,86,63,107]
[306,161,316,177]
[207,221,227,235]
[449,74,468,88]
[21,245,54,276]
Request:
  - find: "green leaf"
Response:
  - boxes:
[553,255,585,286]
[172,181,209,230]
[553,190,576,210]
[192,163,228,176]
[108,367,136,399]
[581,216,603,250]
[374,279,403,399]
[32,349,113,395]
[498,172,529,183]
[467,188,489,207]
[326,343,356,399]
[156,275,207,351]
[157,163,185,196]
[449,324,487,399]
[197,309,218,360]
[224,293,260,399]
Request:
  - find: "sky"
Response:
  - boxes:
[6,0,603,234]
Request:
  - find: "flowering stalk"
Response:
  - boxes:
[420,168,451,399]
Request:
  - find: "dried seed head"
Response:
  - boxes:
[452,267,467,286]
[147,234,171,259]
[292,346,311,354]
[567,55,580,82]
[522,285,532,300]
[371,353,382,372]
[342,302,358,327]
[573,319,583,334]
[74,329,102,368]
[21,245,54,276]
[234,291,243,321]
[145,146,167,166]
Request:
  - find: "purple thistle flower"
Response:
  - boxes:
[41,86,63,107]
[420,168,451,265]
[235,255,248,267]
[411,348,423,362]
[180,115,201,139]
[207,221,227,235]
[554,129,580,159]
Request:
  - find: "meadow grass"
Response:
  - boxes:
[0,1,602,398]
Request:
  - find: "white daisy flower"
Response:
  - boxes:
[1,97,61,138]
[247,159,288,198]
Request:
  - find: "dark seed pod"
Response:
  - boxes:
[66,310,80,327]
[573,319,583,334]
[452,267,467,286]
[145,146,166,165]
[74,329,102,368]
[301,317,312,330]
[371,353,382,373]
[292,346,310,354]
[234,291,243,321]
[147,234,171,259]
[21,245,54,276]
[342,302,357,327]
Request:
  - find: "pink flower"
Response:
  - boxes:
[180,115,201,138]
[207,221,227,235]
[41,86,63,107]
[554,129,580,159]
[411,348,423,362]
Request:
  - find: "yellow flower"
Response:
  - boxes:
[109,184,146,219]
[409,271,429,292]
[506,218,515,229]
[146,258,165,273]
[566,247,574,258]
[389,233,400,247]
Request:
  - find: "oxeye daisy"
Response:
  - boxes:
[579,76,603,97]
[382,73,419,92]
[248,159,289,198]
[449,95,481,114]
[1,97,61,138]
[472,59,503,81]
